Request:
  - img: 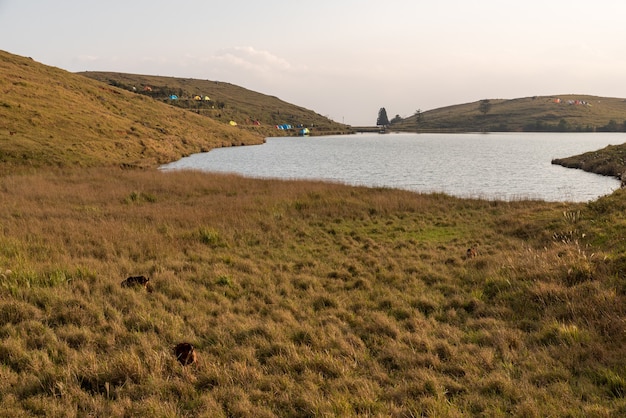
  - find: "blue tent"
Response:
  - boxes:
[170,95,178,100]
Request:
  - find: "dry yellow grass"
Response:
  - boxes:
[0,167,624,417]
[0,50,264,172]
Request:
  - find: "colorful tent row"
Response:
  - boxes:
[553,98,591,106]
[168,95,211,101]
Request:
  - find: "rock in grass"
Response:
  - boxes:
[174,342,197,366]
[120,275,152,292]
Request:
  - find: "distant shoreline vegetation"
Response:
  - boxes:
[389,117,626,134]
[515,119,626,133]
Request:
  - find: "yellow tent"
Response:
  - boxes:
[229,121,237,126]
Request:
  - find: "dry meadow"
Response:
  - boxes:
[0,167,625,417]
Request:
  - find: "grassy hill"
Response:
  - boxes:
[79,71,350,136]
[393,95,626,133]
[0,50,268,172]
[1,50,626,416]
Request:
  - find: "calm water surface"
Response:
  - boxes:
[161,132,624,202]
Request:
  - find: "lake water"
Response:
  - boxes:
[160,132,624,202]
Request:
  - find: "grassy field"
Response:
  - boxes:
[1,49,626,416]
[1,168,625,417]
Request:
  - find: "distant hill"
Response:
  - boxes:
[79,71,349,136]
[392,95,626,132]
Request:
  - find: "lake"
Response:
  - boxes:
[160,132,624,202]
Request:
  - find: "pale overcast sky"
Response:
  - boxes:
[1,0,625,125]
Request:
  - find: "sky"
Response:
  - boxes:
[1,0,626,126]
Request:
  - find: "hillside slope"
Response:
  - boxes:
[79,71,350,136]
[0,50,264,171]
[394,95,626,132]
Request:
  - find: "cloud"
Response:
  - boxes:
[210,46,302,78]
[76,54,100,62]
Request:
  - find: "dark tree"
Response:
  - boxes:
[479,99,492,115]
[605,119,619,132]
[377,108,390,126]
[558,119,571,132]
[414,109,424,126]
[390,114,403,124]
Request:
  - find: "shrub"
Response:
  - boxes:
[196,227,227,248]
[594,368,626,398]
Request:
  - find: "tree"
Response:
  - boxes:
[390,114,403,124]
[414,109,424,126]
[377,108,390,126]
[605,119,619,132]
[558,119,571,132]
[479,99,492,116]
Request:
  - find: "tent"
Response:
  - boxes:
[229,120,238,126]
[193,95,202,101]
[299,128,310,136]
[203,96,211,101]
[170,95,178,100]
